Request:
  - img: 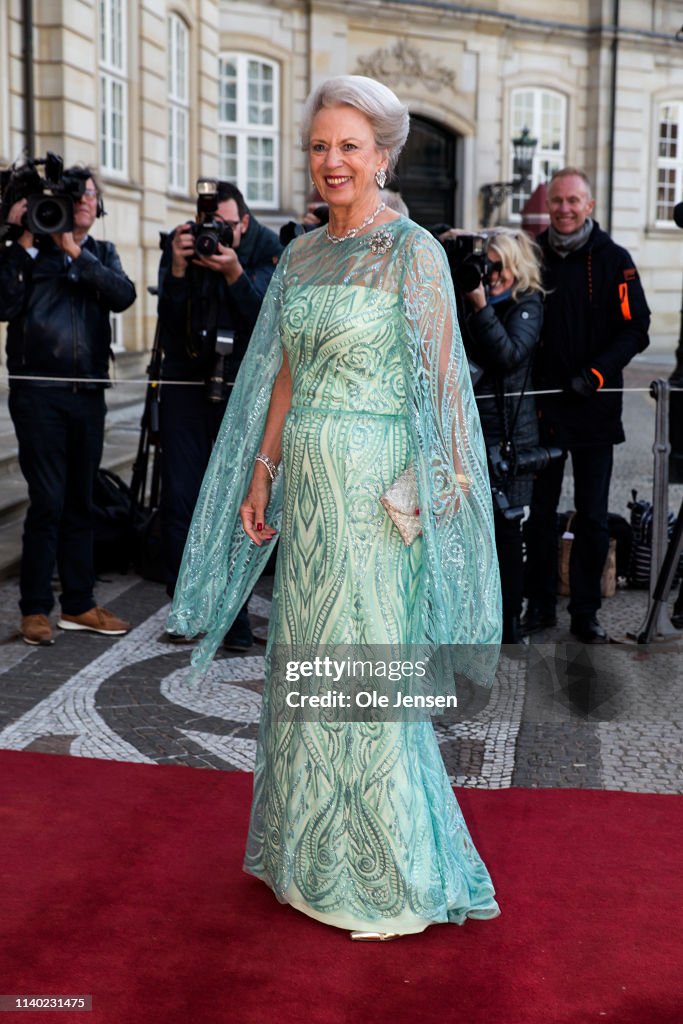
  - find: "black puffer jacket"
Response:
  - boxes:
[535,222,650,447]
[0,235,136,387]
[465,290,543,507]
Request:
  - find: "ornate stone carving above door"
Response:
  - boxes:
[355,40,456,91]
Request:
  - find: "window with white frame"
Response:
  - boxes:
[99,0,128,175]
[218,54,279,208]
[655,102,683,225]
[509,89,567,216]
[168,14,189,193]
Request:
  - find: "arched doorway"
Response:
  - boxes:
[395,114,459,228]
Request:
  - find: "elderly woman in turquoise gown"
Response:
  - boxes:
[169,75,502,938]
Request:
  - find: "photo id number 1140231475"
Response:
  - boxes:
[0,995,93,1011]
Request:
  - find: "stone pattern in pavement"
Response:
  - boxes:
[0,571,680,794]
[0,356,681,793]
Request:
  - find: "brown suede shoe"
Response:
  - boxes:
[20,614,55,646]
[57,606,131,636]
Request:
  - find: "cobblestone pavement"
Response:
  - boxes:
[1,356,681,794]
[0,570,681,794]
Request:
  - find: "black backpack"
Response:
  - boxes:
[92,468,136,574]
[92,468,164,581]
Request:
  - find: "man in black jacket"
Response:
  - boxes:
[523,167,650,643]
[0,166,136,645]
[157,181,282,648]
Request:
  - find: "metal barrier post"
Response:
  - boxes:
[631,379,677,639]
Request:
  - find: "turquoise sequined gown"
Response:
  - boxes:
[169,217,501,933]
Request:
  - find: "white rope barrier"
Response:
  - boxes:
[0,374,680,397]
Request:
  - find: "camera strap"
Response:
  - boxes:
[186,270,221,361]
[494,351,532,452]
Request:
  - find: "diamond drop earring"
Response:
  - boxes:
[375,168,387,189]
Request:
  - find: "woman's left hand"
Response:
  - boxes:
[239,471,278,545]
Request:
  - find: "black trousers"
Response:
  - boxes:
[159,382,251,637]
[159,383,227,597]
[524,444,613,617]
[494,510,525,626]
[9,387,105,616]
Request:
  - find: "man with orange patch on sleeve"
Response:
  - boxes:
[523,167,650,644]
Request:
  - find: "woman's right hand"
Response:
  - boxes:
[239,467,278,545]
[464,281,488,312]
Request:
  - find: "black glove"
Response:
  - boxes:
[567,367,602,399]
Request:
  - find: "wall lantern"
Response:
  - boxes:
[479,127,538,227]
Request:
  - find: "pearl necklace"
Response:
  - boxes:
[325,202,386,244]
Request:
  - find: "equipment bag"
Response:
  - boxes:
[627,489,683,588]
[92,468,136,574]
[557,511,617,598]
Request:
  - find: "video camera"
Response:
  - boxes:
[488,441,563,518]
[442,233,502,293]
[0,152,87,236]
[279,205,329,247]
[189,178,235,257]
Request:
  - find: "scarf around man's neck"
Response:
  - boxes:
[547,217,594,257]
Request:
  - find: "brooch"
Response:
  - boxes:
[368,229,394,255]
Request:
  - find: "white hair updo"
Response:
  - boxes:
[300,75,410,173]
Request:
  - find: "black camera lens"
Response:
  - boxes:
[195,229,219,257]
[193,219,233,257]
[453,257,484,293]
[513,446,564,476]
[26,193,74,234]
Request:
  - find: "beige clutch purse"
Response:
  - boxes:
[379,465,423,546]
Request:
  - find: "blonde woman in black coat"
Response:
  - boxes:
[462,228,544,644]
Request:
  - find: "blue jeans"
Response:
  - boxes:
[525,445,614,618]
[9,387,105,616]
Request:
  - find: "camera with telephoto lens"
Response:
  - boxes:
[279,206,330,247]
[0,152,87,236]
[488,440,564,519]
[443,233,502,294]
[189,178,234,257]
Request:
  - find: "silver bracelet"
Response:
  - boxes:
[255,452,279,481]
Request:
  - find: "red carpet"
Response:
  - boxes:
[0,750,680,1024]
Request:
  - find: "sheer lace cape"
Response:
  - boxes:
[168,217,501,682]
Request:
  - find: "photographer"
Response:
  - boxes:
[459,228,545,645]
[158,180,282,648]
[0,161,136,646]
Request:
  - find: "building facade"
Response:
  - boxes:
[2,0,683,352]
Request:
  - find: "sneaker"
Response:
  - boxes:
[58,606,131,636]
[20,614,54,646]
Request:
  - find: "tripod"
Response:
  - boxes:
[636,495,683,643]
[128,287,163,577]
